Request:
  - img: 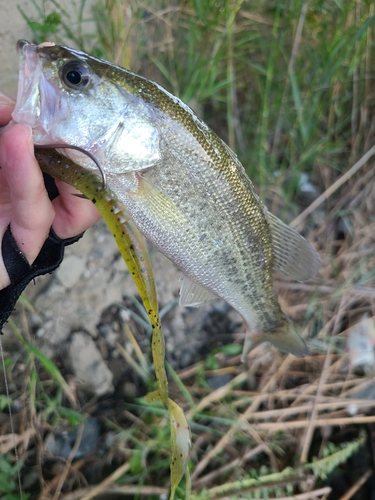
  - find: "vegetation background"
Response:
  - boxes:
[1,0,375,499]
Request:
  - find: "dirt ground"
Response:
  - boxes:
[0,0,96,97]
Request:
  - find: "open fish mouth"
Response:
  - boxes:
[13,40,60,143]
[16,39,30,52]
[13,40,40,128]
[11,40,161,172]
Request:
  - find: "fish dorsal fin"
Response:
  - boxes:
[265,211,320,282]
[179,276,218,307]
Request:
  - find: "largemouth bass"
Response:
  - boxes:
[12,40,320,357]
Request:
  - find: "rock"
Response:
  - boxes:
[56,255,86,288]
[11,218,244,385]
[45,417,100,459]
[347,314,375,375]
[30,221,131,347]
[67,331,114,396]
[206,373,233,389]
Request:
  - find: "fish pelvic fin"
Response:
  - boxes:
[241,318,309,361]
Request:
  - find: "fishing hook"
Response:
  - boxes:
[34,143,107,189]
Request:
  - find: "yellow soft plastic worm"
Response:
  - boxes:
[35,149,190,499]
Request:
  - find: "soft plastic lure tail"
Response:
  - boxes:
[35,149,190,499]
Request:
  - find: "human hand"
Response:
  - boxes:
[0,91,101,290]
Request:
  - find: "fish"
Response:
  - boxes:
[12,40,320,358]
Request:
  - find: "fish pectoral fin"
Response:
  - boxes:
[265,210,320,282]
[179,276,218,307]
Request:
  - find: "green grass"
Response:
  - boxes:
[22,0,375,212]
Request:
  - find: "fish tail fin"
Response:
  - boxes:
[241,318,309,361]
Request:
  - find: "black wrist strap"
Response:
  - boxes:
[1,226,31,283]
[0,225,83,332]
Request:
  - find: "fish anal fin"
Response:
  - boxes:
[179,276,218,307]
[265,210,320,282]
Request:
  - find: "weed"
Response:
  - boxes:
[0,455,29,500]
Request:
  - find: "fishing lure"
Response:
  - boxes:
[36,148,190,498]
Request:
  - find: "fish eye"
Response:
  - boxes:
[61,61,91,89]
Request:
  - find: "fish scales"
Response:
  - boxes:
[130,120,279,332]
[11,41,321,356]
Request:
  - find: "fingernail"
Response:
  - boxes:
[13,122,33,142]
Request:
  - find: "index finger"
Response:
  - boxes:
[0,123,55,263]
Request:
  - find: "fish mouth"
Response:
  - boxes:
[12,40,59,143]
[15,40,38,74]
[17,39,30,53]
[12,40,41,129]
